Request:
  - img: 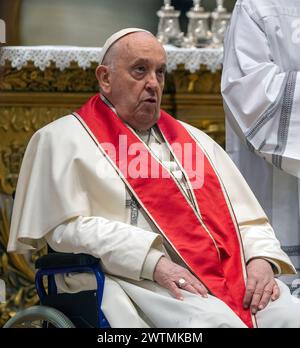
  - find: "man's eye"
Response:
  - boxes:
[135,66,146,73]
[157,69,165,76]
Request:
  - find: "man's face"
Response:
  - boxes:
[100,33,167,130]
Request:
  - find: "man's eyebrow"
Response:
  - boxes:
[130,58,166,67]
[131,58,149,65]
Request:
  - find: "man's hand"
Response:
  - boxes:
[244,258,280,314]
[153,257,208,300]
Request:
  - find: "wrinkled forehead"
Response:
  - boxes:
[117,32,167,64]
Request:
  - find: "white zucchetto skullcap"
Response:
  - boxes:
[99,28,151,64]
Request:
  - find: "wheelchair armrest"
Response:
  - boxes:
[34,252,109,328]
[35,253,100,270]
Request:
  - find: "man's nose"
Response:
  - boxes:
[145,72,159,91]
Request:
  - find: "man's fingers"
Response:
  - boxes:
[153,257,209,301]
[192,282,208,298]
[182,282,208,298]
[250,289,264,314]
[243,279,256,308]
[271,282,280,301]
[174,275,208,298]
[189,275,208,297]
[182,283,200,296]
[256,281,280,311]
[245,259,279,314]
[257,283,273,311]
[169,282,184,301]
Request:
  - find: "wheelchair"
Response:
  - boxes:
[4,252,110,328]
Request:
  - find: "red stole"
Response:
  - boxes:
[75,94,254,328]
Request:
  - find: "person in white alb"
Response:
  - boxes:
[222,0,300,287]
[7,28,300,328]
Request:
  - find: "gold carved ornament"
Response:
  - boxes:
[0,199,47,327]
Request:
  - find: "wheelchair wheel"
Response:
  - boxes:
[3,305,75,328]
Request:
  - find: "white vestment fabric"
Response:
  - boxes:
[222,0,300,286]
[8,114,300,327]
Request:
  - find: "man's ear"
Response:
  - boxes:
[95,65,111,93]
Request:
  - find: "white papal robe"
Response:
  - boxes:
[7,112,300,327]
[222,0,300,287]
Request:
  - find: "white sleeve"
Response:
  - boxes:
[222,2,300,178]
[212,140,296,275]
[45,216,165,281]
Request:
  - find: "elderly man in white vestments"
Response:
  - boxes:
[7,28,300,328]
[222,0,300,288]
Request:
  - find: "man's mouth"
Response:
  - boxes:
[143,97,157,104]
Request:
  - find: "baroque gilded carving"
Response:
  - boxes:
[0,106,68,132]
[0,61,220,95]
[171,64,221,94]
[1,142,25,194]
[198,120,225,147]
[0,61,99,92]
[0,105,72,195]
[0,199,46,327]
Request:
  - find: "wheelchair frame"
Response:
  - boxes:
[5,253,110,328]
